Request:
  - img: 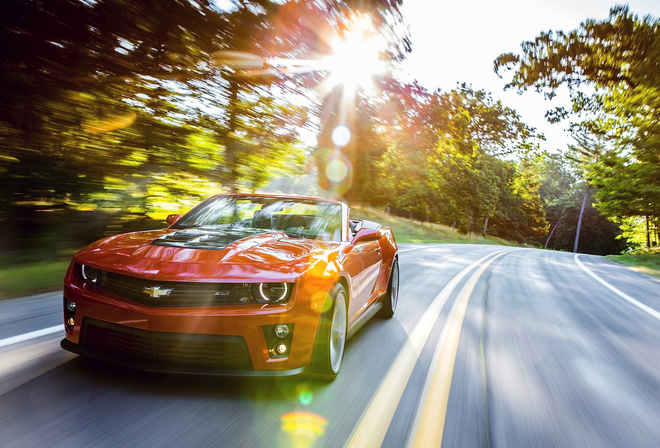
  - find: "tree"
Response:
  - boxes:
[0,0,222,205]
[370,81,546,239]
[0,0,412,255]
[565,134,606,252]
[490,158,548,242]
[529,151,628,254]
[494,6,660,238]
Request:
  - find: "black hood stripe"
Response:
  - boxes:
[151,227,271,250]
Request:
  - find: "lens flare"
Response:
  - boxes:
[299,390,314,406]
[315,147,353,198]
[280,411,328,448]
[331,125,351,147]
[326,159,348,183]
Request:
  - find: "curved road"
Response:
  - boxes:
[1,244,659,447]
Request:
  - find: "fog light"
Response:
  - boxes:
[274,324,290,339]
[276,344,287,355]
[67,317,75,327]
[66,300,77,312]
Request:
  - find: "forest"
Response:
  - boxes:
[1,0,658,261]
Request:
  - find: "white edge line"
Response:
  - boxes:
[0,325,63,349]
[575,254,660,322]
[398,247,430,253]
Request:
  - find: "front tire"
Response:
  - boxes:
[312,283,347,379]
[379,258,399,318]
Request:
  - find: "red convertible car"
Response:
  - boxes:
[61,194,399,379]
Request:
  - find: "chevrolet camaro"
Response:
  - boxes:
[61,194,399,379]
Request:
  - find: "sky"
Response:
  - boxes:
[399,0,660,153]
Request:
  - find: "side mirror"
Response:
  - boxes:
[352,228,382,244]
[166,214,182,226]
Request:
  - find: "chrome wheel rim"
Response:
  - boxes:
[330,291,347,373]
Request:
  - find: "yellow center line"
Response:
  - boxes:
[406,251,508,448]
[344,250,510,448]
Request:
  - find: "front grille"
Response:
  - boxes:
[81,319,252,370]
[97,270,253,307]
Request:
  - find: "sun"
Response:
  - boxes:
[210,14,387,150]
[211,14,387,95]
[319,17,386,94]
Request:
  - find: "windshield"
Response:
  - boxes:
[173,196,343,242]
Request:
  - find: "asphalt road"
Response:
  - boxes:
[1,244,659,447]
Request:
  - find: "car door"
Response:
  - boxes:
[343,238,383,325]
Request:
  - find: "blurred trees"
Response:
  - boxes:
[495,6,659,248]
[0,0,409,255]
[0,0,227,254]
[364,81,548,242]
[0,0,649,258]
[530,152,626,254]
[0,0,221,198]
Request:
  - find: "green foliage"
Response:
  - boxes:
[4,0,643,263]
[494,6,660,241]
[1,0,412,255]
[609,216,656,250]
[530,152,630,254]
[494,6,656,98]
[0,0,227,254]
[359,81,547,242]
[492,159,548,241]
[591,152,660,217]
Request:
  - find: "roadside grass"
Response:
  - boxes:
[0,259,70,300]
[606,250,660,280]
[350,204,516,245]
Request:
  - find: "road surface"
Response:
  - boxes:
[1,244,659,447]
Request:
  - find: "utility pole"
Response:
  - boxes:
[574,182,590,253]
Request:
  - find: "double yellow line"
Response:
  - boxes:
[345,250,511,448]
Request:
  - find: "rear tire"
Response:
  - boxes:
[312,283,347,379]
[379,259,399,318]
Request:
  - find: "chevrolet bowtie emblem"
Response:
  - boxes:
[143,286,173,298]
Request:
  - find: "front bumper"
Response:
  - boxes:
[63,282,327,374]
[60,337,307,377]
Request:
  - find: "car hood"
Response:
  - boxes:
[74,227,338,282]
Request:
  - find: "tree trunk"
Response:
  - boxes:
[225,77,240,193]
[483,217,489,236]
[545,219,562,249]
[646,215,651,249]
[574,183,591,253]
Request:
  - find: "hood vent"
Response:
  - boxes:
[151,227,269,251]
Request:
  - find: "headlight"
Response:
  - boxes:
[252,283,290,304]
[81,264,99,284]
